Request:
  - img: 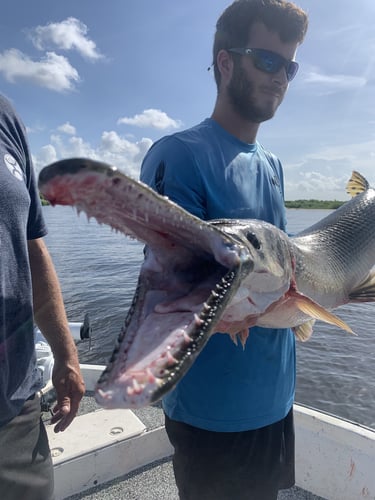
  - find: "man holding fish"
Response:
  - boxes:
[140,1,309,498]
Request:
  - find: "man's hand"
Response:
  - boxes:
[50,358,85,433]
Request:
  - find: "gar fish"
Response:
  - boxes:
[38,160,375,408]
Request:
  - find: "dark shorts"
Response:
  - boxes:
[0,395,54,500]
[165,408,295,500]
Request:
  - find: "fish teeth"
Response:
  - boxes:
[194,313,204,326]
[183,332,193,344]
[127,378,143,396]
[125,369,163,397]
[126,386,135,396]
[166,350,178,366]
[96,388,112,400]
[146,368,156,384]
[132,378,142,393]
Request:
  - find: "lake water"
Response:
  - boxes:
[43,206,375,429]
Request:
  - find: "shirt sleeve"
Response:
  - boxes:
[26,163,47,241]
[140,135,207,220]
[0,95,47,240]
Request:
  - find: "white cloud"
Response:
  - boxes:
[100,130,140,155]
[286,170,347,200]
[301,69,367,94]
[53,134,95,159]
[306,139,375,166]
[284,138,375,201]
[29,17,103,61]
[34,144,58,170]
[98,132,153,175]
[26,124,45,135]
[33,131,153,179]
[57,122,76,135]
[118,108,182,130]
[0,49,79,92]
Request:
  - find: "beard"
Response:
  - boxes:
[227,63,283,123]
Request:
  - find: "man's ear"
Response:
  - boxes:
[216,49,234,85]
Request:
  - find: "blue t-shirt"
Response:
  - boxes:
[0,94,47,427]
[140,118,295,432]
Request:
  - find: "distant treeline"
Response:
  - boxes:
[285,199,345,209]
[39,194,345,210]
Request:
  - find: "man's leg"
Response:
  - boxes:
[0,395,54,500]
[165,408,294,500]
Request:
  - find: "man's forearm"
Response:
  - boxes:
[28,238,77,360]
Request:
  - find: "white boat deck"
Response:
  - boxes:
[44,364,375,500]
[65,457,324,500]
[47,400,325,500]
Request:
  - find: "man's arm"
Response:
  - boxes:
[28,238,85,433]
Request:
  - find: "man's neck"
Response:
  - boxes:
[211,101,260,144]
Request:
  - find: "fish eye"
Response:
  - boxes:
[246,231,261,250]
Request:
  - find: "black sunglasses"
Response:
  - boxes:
[228,48,299,82]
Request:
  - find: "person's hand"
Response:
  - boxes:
[50,358,85,433]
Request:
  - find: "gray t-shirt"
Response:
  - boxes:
[0,94,47,427]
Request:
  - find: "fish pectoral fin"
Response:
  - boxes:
[229,333,238,346]
[238,329,249,349]
[293,320,316,342]
[349,271,375,302]
[229,329,249,349]
[294,295,354,335]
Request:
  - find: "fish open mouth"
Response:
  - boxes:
[96,248,240,407]
[38,158,250,408]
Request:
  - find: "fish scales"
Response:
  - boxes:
[292,188,375,307]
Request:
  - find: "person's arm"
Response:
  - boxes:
[28,238,85,433]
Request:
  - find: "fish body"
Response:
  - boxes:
[38,159,375,408]
[259,184,375,331]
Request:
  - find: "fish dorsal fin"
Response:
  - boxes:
[293,293,354,334]
[346,171,370,197]
[349,270,375,302]
[293,319,316,342]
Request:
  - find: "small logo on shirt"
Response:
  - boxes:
[4,154,24,181]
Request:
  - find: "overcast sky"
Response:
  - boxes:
[1,0,374,200]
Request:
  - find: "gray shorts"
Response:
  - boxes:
[0,395,54,500]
